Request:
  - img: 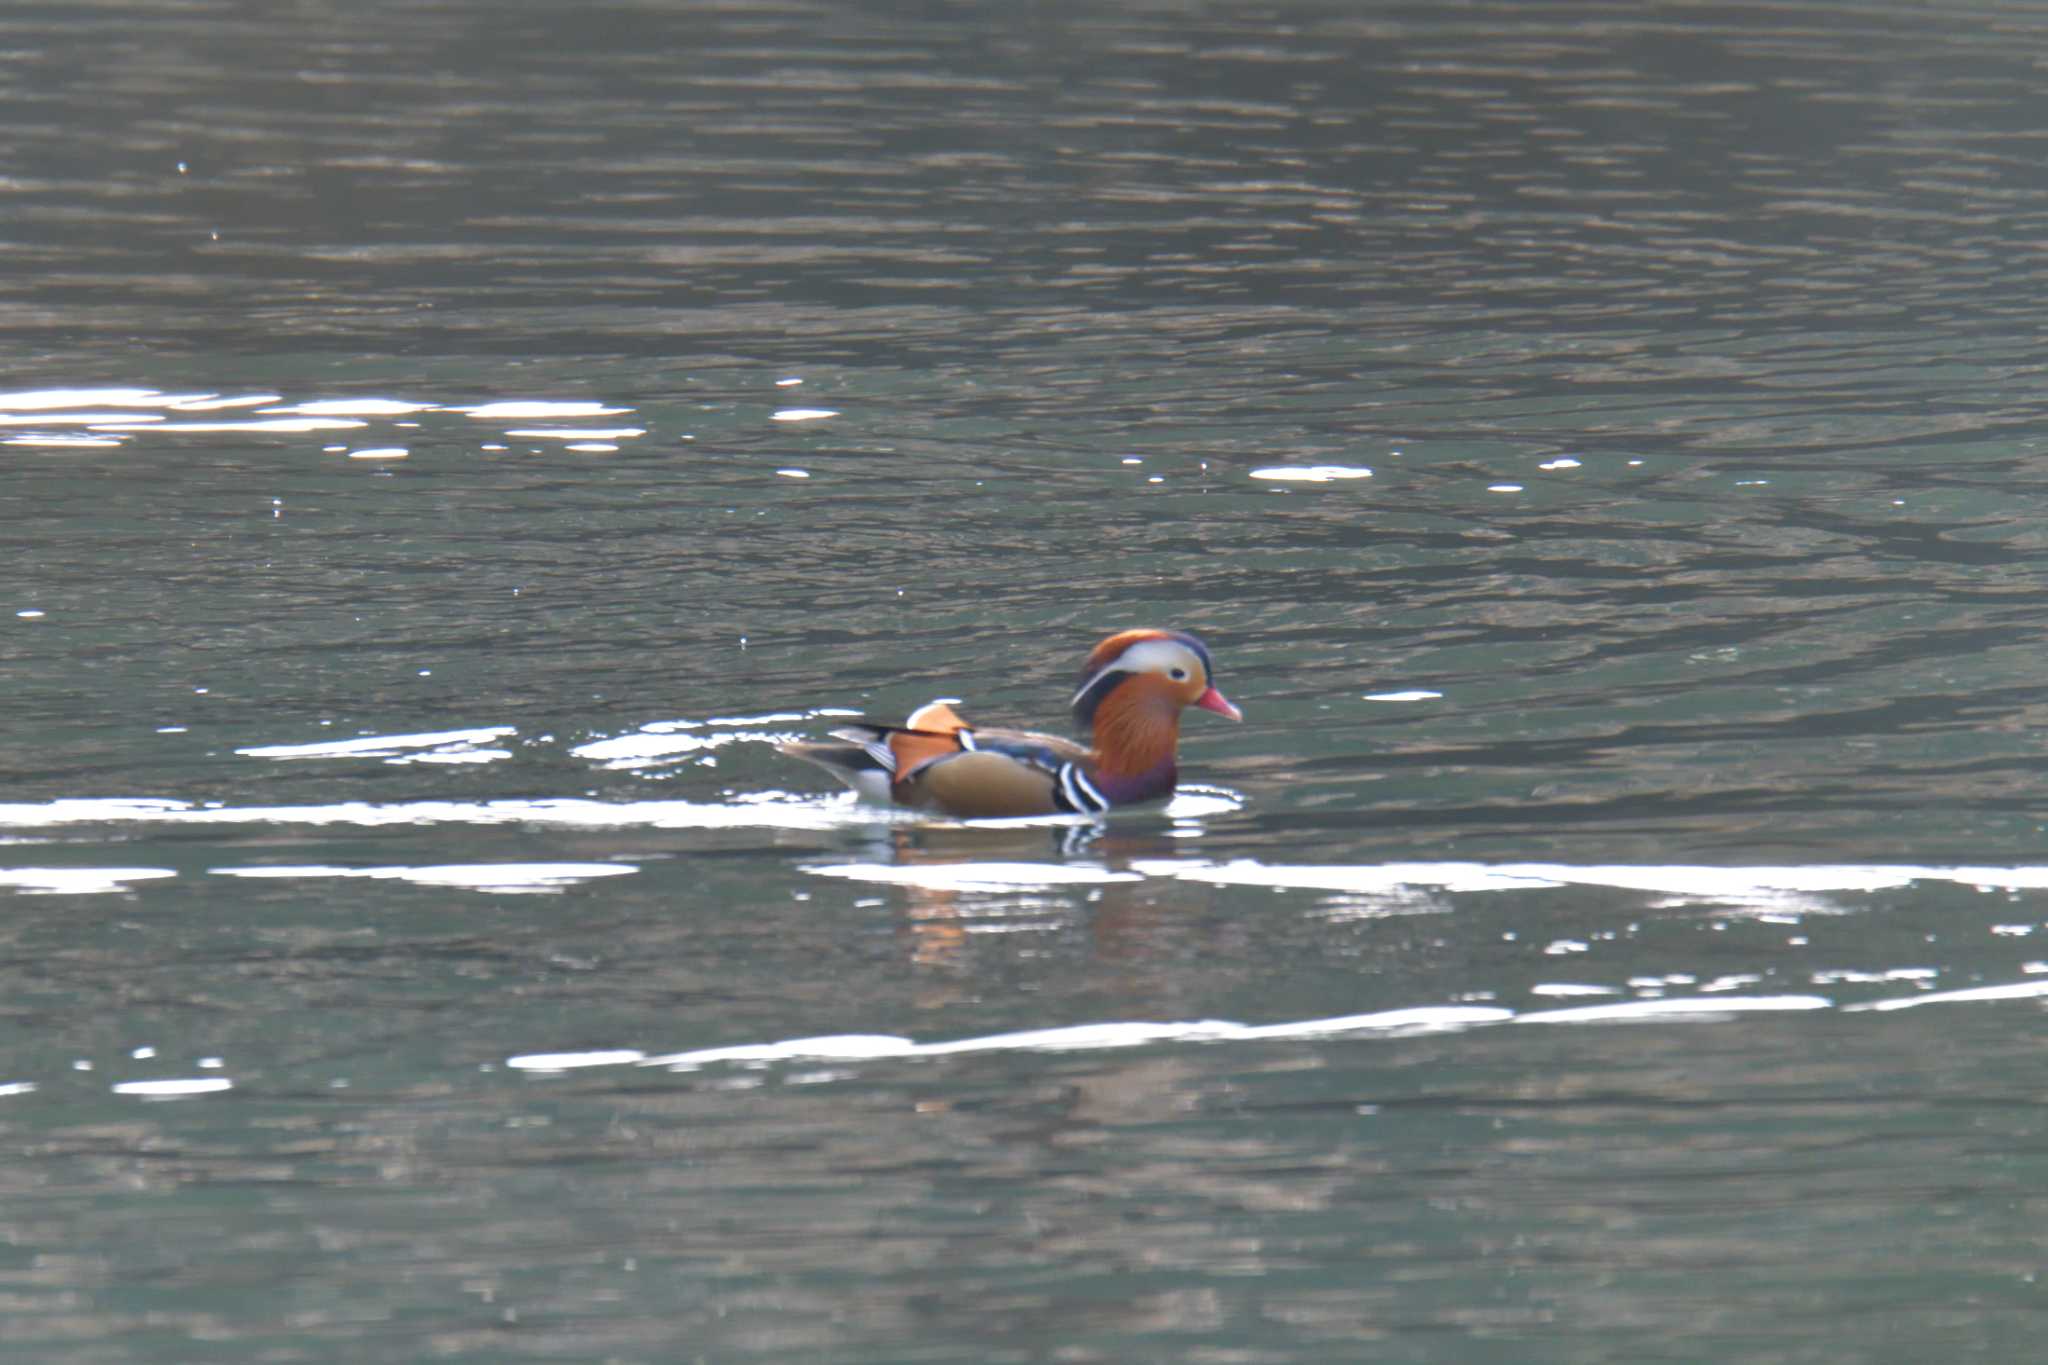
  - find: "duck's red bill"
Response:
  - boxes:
[1195,686,1243,721]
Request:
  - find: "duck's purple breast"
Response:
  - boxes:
[1095,760,1177,807]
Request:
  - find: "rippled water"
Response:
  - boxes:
[11,0,2048,1359]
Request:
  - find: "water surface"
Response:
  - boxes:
[9,1,2048,1360]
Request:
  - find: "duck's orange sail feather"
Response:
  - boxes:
[887,701,970,787]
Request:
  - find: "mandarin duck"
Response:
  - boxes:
[779,629,1241,818]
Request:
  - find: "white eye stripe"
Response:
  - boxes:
[1117,639,1202,677]
[1070,666,1113,710]
[1070,639,1205,708]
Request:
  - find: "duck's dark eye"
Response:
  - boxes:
[1169,667,1188,681]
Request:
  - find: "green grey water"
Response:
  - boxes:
[7,0,2048,1359]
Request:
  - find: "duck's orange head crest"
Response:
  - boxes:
[1071,629,1241,728]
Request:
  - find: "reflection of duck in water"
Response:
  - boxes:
[780,629,1241,819]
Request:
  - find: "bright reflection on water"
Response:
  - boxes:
[12,0,2048,1359]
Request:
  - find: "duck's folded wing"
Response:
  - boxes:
[777,701,984,804]
[782,712,1104,817]
[963,727,1089,767]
